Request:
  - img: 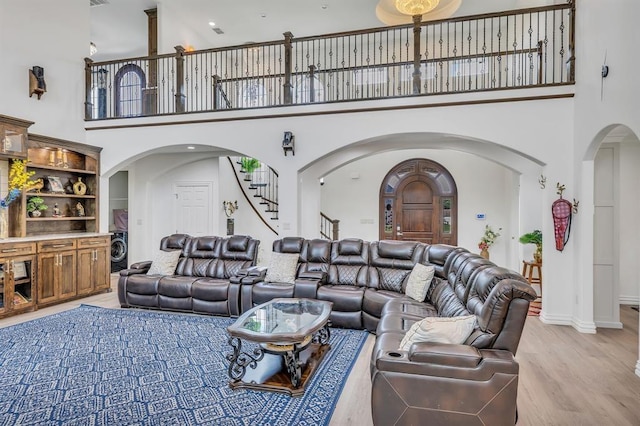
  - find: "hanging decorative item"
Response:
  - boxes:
[538,174,547,189]
[223,200,238,217]
[552,183,579,252]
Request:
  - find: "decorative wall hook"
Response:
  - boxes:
[572,199,579,214]
[538,174,547,189]
[223,200,238,217]
[556,182,566,197]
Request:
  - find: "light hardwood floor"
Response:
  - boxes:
[1,276,639,425]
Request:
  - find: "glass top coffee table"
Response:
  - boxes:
[226,298,333,396]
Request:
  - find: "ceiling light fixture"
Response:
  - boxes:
[187,146,195,150]
[208,21,215,27]
[395,0,439,15]
[89,42,97,56]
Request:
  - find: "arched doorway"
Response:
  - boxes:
[379,158,457,244]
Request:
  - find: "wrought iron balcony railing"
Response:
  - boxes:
[85,3,574,121]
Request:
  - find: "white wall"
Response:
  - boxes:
[0,0,87,142]
[320,149,518,269]
[618,142,640,304]
[127,153,219,263]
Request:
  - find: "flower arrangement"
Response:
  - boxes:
[1,160,37,209]
[478,225,502,251]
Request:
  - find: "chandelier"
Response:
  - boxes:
[395,0,440,16]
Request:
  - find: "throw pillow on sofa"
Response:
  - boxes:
[398,314,477,351]
[147,250,182,275]
[264,252,299,284]
[405,263,435,302]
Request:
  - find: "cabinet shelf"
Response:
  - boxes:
[13,278,32,286]
[27,217,96,222]
[27,164,97,175]
[26,193,95,199]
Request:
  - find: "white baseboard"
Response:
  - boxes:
[539,312,572,326]
[594,320,623,329]
[572,318,598,334]
[619,295,639,305]
[636,360,640,378]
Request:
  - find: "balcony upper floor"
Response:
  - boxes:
[84,3,575,123]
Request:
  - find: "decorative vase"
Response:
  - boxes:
[533,248,542,264]
[0,208,8,239]
[73,177,87,195]
[480,248,489,259]
[31,210,42,218]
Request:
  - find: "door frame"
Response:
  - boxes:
[379,158,457,244]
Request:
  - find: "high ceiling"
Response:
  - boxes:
[89,0,549,61]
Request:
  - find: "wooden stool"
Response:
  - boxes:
[522,261,542,298]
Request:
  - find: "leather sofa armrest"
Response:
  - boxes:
[231,266,267,284]
[119,267,149,277]
[408,342,482,368]
[130,260,152,270]
[296,271,326,282]
[293,271,326,299]
[375,346,518,380]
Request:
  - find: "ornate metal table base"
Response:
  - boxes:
[227,324,331,397]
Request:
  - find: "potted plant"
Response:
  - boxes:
[26,196,48,217]
[478,225,501,259]
[519,229,542,263]
[240,157,261,174]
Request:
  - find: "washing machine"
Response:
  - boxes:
[111,209,128,272]
[111,231,128,272]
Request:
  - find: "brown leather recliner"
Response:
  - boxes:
[371,260,537,426]
[118,234,259,317]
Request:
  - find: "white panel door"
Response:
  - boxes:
[173,182,212,236]
[593,147,621,328]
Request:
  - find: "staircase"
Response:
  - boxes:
[228,157,279,235]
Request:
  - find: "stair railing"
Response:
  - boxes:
[227,157,278,235]
[320,212,339,240]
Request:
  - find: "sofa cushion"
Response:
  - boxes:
[378,240,416,260]
[227,235,249,251]
[405,263,435,302]
[265,252,299,284]
[338,239,363,256]
[147,250,181,275]
[398,315,477,351]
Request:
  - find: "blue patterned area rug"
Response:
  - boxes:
[0,305,368,425]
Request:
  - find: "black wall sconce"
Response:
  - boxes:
[282,131,295,156]
[29,66,47,99]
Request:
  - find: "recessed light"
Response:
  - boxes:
[321,4,328,10]
[208,21,215,27]
[187,146,195,150]
[260,13,267,18]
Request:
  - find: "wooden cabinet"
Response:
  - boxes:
[0,242,36,318]
[37,238,78,306]
[0,115,32,159]
[8,134,102,238]
[77,236,110,295]
[0,116,109,318]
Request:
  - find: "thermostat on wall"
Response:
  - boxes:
[476,213,486,220]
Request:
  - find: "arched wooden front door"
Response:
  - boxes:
[379,159,457,245]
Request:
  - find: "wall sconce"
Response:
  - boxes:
[282,131,295,156]
[29,66,46,100]
[223,200,238,217]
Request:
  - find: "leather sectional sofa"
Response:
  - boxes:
[118,234,536,425]
[118,234,259,317]
[240,236,537,425]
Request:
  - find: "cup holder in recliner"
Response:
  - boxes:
[387,351,403,358]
